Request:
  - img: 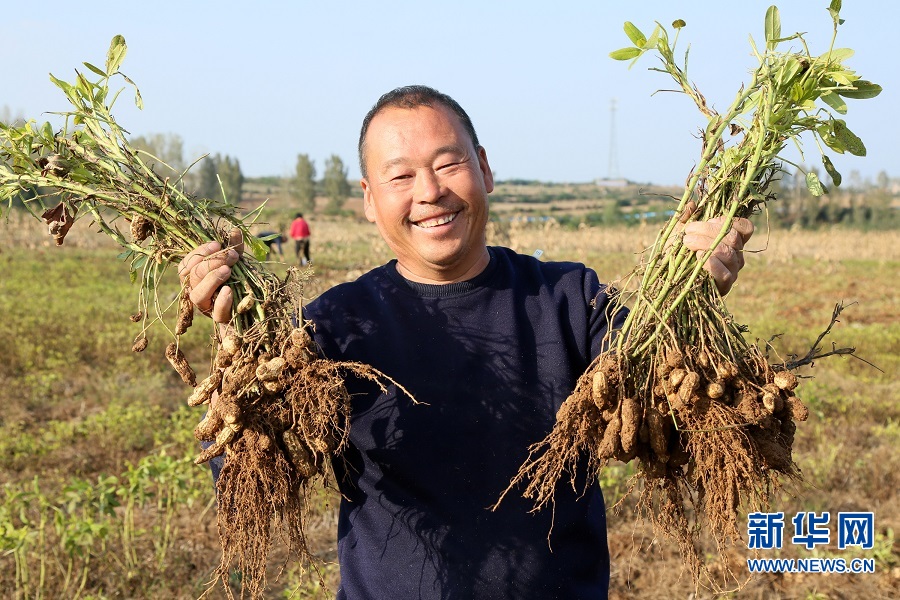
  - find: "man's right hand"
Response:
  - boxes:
[177,229,244,325]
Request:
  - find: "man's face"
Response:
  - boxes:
[360,104,494,283]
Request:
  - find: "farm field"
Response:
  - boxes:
[0,212,898,599]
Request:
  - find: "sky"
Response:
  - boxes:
[2,0,896,187]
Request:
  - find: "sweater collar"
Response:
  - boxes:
[386,247,499,298]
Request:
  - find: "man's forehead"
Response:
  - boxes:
[368,103,461,134]
[367,106,471,160]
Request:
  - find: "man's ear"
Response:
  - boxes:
[361,179,377,223]
[477,146,494,194]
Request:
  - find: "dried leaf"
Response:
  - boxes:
[40,202,76,246]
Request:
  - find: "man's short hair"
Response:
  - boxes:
[358,85,480,179]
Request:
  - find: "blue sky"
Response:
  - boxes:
[2,1,896,186]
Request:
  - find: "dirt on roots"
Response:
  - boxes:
[502,343,806,592]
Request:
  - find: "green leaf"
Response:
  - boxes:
[40,121,54,143]
[822,155,842,186]
[820,90,847,114]
[48,74,75,97]
[819,47,854,62]
[246,233,269,262]
[833,120,866,156]
[610,47,642,61]
[672,19,686,29]
[129,269,137,284]
[75,72,93,99]
[835,79,882,99]
[105,35,127,75]
[818,123,846,154]
[778,56,803,88]
[829,70,855,86]
[644,25,661,50]
[764,6,781,48]
[623,22,646,47]
[806,172,826,197]
[828,0,842,25]
[790,79,816,103]
[83,62,107,78]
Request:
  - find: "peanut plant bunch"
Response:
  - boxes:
[500,3,879,591]
[0,36,398,599]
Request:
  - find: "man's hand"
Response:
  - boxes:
[681,215,754,295]
[177,229,244,324]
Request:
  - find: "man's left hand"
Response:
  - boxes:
[682,216,754,295]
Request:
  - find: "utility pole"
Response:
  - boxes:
[608,98,620,179]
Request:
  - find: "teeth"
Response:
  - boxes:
[414,213,457,228]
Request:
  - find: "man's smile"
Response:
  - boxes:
[410,211,459,229]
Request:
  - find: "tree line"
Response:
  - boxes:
[129,133,352,215]
[289,153,351,215]
[500,166,897,231]
[764,167,897,230]
[0,113,354,216]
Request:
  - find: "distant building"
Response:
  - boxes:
[594,177,629,187]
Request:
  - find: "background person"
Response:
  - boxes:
[289,212,311,265]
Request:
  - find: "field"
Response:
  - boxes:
[1,209,898,599]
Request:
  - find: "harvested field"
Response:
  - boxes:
[1,214,897,598]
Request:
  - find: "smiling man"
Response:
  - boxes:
[358,95,493,284]
[181,85,752,600]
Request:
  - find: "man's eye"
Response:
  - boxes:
[438,162,459,171]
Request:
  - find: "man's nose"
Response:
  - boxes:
[413,169,443,203]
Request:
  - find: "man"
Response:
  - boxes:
[180,86,752,599]
[290,212,311,265]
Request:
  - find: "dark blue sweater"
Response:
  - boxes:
[302,246,625,600]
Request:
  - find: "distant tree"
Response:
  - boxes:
[767,171,792,227]
[195,155,220,200]
[1,105,24,125]
[217,154,244,205]
[602,200,623,226]
[860,170,894,230]
[194,153,243,204]
[323,154,350,215]
[290,153,317,213]
[131,133,185,174]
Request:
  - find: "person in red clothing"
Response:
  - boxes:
[289,212,311,265]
